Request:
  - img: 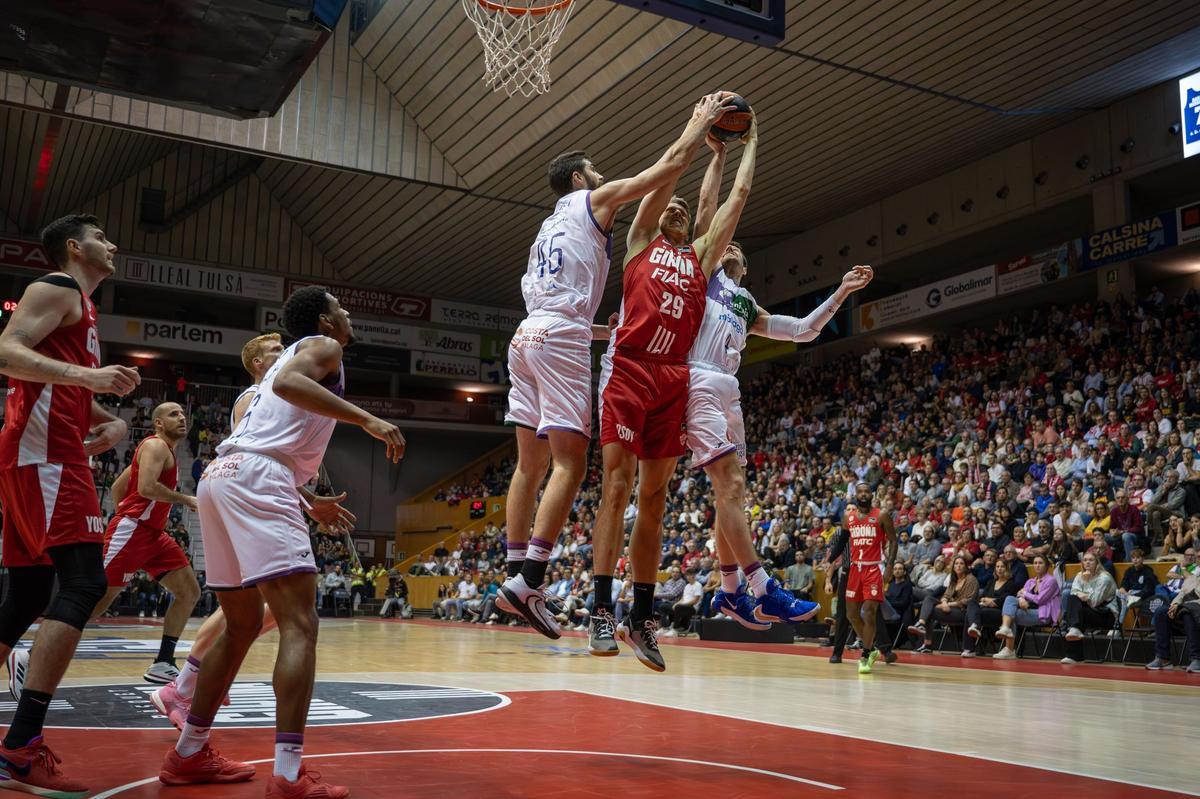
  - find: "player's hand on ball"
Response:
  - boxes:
[364,416,406,463]
[742,103,757,143]
[305,491,357,533]
[84,418,128,456]
[694,92,734,127]
[706,134,726,154]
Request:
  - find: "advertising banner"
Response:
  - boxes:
[430,298,523,332]
[286,279,430,321]
[411,351,480,381]
[100,315,252,356]
[857,265,996,333]
[120,255,283,301]
[1178,202,1200,246]
[259,307,479,356]
[1082,213,1177,269]
[996,238,1083,295]
[0,238,53,272]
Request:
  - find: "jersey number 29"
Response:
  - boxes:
[659,291,684,319]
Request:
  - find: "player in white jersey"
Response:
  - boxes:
[149,332,356,732]
[157,288,403,799]
[683,140,874,628]
[500,93,736,636]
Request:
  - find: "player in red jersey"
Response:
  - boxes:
[0,214,140,797]
[94,402,200,682]
[843,481,898,674]
[588,100,757,671]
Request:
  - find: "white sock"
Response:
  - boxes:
[274,734,303,781]
[745,562,771,597]
[175,656,202,700]
[719,566,739,593]
[176,716,212,757]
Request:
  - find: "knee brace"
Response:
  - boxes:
[0,566,56,647]
[44,543,108,631]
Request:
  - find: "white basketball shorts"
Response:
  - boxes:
[686,367,745,470]
[505,313,593,438]
[197,452,317,589]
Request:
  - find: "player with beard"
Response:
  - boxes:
[0,214,139,797]
[158,288,403,798]
[588,106,757,671]
[498,93,735,637]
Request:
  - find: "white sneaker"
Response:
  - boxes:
[498,574,561,639]
[6,648,29,701]
[1064,627,1084,642]
[992,647,1016,660]
[139,611,146,618]
[961,649,977,658]
[995,625,1014,639]
[1106,629,1121,639]
[1060,656,1079,665]
[658,628,678,638]
[967,624,981,640]
[1126,595,1141,606]
[144,660,180,685]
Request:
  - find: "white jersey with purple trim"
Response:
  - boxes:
[519,189,612,325]
[230,386,256,430]
[218,336,344,485]
[686,267,758,374]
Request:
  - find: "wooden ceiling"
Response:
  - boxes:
[2,1,1200,310]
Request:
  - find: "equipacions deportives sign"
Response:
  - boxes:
[0,681,505,729]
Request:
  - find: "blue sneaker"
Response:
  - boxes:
[712,586,771,631]
[753,579,819,623]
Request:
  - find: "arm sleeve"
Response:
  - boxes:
[762,294,843,342]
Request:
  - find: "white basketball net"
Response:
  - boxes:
[461,0,575,98]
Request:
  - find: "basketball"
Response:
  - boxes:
[709,94,752,141]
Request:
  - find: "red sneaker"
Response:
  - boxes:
[0,735,88,798]
[266,764,350,798]
[150,681,190,730]
[159,744,256,785]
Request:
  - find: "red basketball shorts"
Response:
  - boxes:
[103,516,191,586]
[598,352,689,460]
[0,463,103,567]
[845,563,884,602]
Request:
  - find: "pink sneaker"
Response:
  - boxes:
[150,682,190,730]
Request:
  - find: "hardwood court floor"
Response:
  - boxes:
[11,616,1197,798]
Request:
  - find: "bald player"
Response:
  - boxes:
[97,402,200,683]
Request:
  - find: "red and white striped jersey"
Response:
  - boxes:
[0,274,101,469]
[612,234,708,363]
[114,436,178,531]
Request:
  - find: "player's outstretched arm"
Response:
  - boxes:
[273,337,406,462]
[692,137,726,241]
[592,92,733,233]
[623,93,735,263]
[749,266,873,342]
[694,111,757,279]
[0,282,140,394]
[136,437,198,511]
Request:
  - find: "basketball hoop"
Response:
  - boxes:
[461,0,575,98]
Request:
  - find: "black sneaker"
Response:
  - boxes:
[589,609,619,657]
[884,650,898,665]
[616,618,666,672]
[828,654,843,664]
